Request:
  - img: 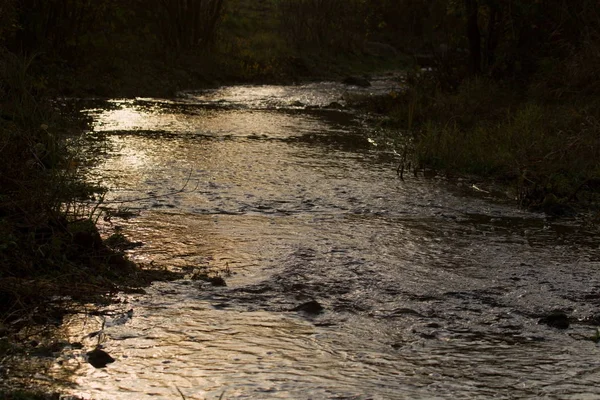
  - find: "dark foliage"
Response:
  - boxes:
[277,0,367,52]
[151,0,226,50]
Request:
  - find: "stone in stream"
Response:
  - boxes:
[342,76,371,88]
[325,101,344,110]
[291,300,324,315]
[207,276,227,286]
[87,347,115,368]
[192,271,227,286]
[538,311,570,329]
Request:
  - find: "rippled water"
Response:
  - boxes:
[12,79,600,399]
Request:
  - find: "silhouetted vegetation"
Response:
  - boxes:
[277,0,366,52]
[151,0,225,50]
[0,22,182,372]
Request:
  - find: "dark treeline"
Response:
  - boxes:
[2,0,598,88]
[0,0,228,96]
[4,0,226,55]
[278,0,367,51]
[363,0,600,92]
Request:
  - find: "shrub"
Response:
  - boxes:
[0,49,131,325]
[276,0,367,52]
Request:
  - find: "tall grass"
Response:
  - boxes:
[374,69,600,211]
[0,50,102,230]
[277,0,366,52]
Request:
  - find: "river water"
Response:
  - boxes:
[14,78,600,399]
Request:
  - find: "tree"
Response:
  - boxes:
[151,0,226,50]
[464,0,481,75]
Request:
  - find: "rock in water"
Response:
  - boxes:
[539,311,570,329]
[87,348,115,368]
[208,276,227,286]
[292,300,324,315]
[325,101,344,109]
[342,76,371,88]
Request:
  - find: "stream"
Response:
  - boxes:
[9,77,600,399]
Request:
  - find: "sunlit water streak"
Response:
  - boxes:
[8,80,600,399]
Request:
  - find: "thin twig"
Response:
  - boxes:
[175,386,187,400]
[101,168,200,205]
[396,144,409,180]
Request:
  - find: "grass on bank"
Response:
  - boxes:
[354,68,600,214]
[0,50,181,343]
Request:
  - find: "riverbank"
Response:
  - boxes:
[347,71,600,217]
[0,50,184,398]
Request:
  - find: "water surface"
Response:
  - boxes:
[12,79,600,399]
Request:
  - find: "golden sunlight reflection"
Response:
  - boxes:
[89,104,182,132]
[53,281,404,400]
[96,107,146,130]
[101,211,297,285]
[86,101,330,138]
[119,145,148,171]
[183,79,399,108]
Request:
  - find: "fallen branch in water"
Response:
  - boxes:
[102,168,200,205]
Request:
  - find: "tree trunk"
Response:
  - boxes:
[484,4,499,73]
[465,0,481,75]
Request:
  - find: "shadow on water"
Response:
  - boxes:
[6,79,600,399]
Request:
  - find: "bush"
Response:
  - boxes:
[0,49,137,326]
[150,0,226,50]
[277,0,367,52]
[0,49,101,226]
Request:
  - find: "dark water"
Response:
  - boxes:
[9,78,600,399]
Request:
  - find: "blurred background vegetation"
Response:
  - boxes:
[1,0,597,94]
[0,0,419,96]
